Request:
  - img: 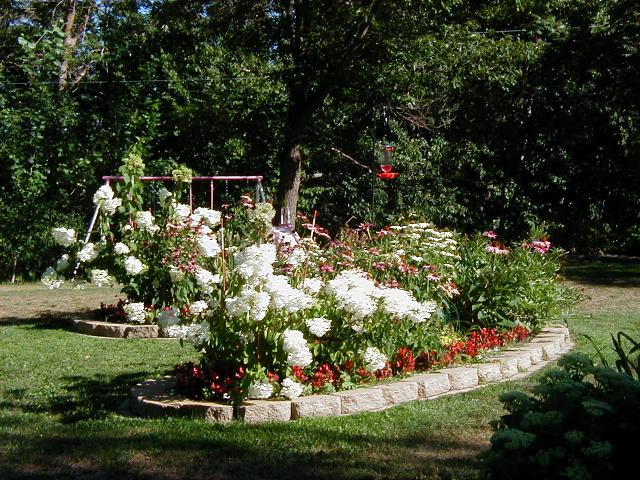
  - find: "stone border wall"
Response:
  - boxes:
[127,325,573,423]
[71,319,160,339]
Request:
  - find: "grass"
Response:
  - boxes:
[1,260,639,480]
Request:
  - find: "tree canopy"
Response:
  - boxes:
[1,0,639,280]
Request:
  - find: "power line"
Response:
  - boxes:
[0,75,271,86]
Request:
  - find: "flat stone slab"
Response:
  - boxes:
[72,319,159,338]
[128,327,574,423]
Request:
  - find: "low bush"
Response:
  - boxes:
[480,335,640,480]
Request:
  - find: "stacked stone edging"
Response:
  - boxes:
[127,325,574,423]
[71,319,165,339]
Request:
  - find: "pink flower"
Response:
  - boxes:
[486,243,510,255]
[483,230,498,239]
[319,263,334,273]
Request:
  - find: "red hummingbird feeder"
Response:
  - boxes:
[377,144,400,179]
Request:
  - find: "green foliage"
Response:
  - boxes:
[452,229,577,331]
[480,350,640,479]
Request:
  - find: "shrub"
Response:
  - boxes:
[452,229,577,332]
[479,346,640,480]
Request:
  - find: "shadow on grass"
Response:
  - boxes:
[562,258,640,287]
[0,417,486,480]
[0,309,101,329]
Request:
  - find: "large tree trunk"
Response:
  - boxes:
[276,139,303,225]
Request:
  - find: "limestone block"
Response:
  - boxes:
[519,345,544,364]
[178,400,233,423]
[498,356,519,377]
[380,381,419,406]
[237,400,292,423]
[445,367,479,390]
[541,326,570,342]
[529,339,560,359]
[332,388,387,414]
[405,373,451,399]
[503,352,532,371]
[475,363,503,383]
[124,324,159,339]
[291,395,342,419]
[530,334,562,350]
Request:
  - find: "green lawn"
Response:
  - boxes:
[1,260,638,480]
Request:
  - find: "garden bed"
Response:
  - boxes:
[126,326,573,423]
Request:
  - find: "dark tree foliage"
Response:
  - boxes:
[1,0,639,280]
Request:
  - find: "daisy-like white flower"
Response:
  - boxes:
[193,207,222,227]
[196,234,220,257]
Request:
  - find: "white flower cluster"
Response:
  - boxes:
[280,378,304,399]
[193,207,222,227]
[196,234,220,258]
[163,320,210,345]
[52,227,76,247]
[306,317,331,337]
[262,275,313,313]
[172,202,191,222]
[284,247,307,267]
[194,267,219,294]
[135,211,159,234]
[124,255,144,275]
[301,277,323,295]
[189,300,208,316]
[123,302,146,324]
[157,187,172,202]
[114,242,130,255]
[249,202,275,230]
[169,265,185,283]
[234,243,277,280]
[225,287,270,322]
[363,346,388,372]
[247,379,273,399]
[378,288,437,323]
[282,329,313,367]
[41,266,63,289]
[77,242,99,263]
[325,270,380,321]
[92,185,122,215]
[90,269,111,287]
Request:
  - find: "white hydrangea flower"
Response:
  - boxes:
[157,307,180,328]
[193,207,222,227]
[263,275,313,313]
[306,317,331,337]
[102,197,122,215]
[248,380,273,400]
[173,202,191,221]
[135,211,159,233]
[282,329,313,368]
[301,277,323,295]
[196,234,220,258]
[114,242,130,255]
[163,320,210,345]
[225,287,271,322]
[124,256,144,275]
[363,346,388,372]
[234,243,277,280]
[77,242,99,263]
[378,287,436,323]
[93,184,114,204]
[285,247,307,267]
[194,267,219,294]
[52,227,76,247]
[189,300,208,316]
[90,269,111,287]
[123,302,145,324]
[280,378,304,399]
[55,254,70,273]
[41,266,63,289]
